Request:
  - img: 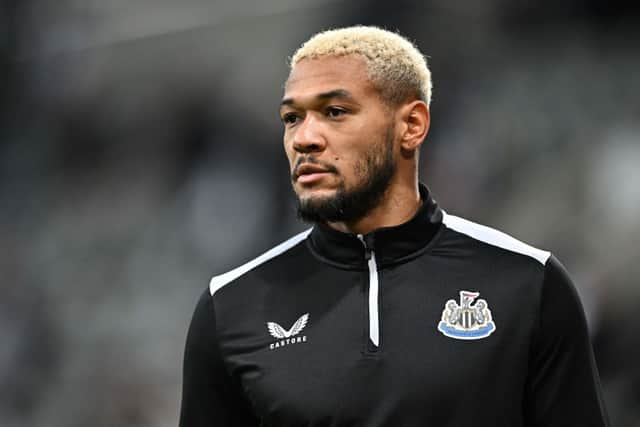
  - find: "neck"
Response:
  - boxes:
[327,181,421,235]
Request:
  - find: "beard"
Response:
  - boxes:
[294,126,396,224]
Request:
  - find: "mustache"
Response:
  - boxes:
[291,157,339,180]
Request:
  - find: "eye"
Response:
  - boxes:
[281,112,300,125]
[326,106,346,118]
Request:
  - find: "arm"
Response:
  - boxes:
[179,289,260,427]
[524,255,609,426]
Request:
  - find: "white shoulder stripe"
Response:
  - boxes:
[442,211,551,265]
[209,228,312,296]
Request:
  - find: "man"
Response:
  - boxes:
[179,26,608,426]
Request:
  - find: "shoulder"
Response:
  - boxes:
[440,210,551,266]
[209,228,312,297]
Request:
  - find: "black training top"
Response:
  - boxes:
[179,185,609,427]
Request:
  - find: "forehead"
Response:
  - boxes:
[284,56,377,101]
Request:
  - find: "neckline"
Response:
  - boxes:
[307,183,443,268]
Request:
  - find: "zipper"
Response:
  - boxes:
[358,234,380,351]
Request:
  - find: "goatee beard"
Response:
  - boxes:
[294,128,396,224]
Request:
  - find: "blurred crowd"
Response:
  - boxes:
[1,1,639,426]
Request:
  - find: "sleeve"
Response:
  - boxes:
[523,255,609,427]
[179,289,260,427]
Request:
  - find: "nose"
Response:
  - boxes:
[292,114,326,154]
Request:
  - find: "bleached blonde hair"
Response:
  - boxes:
[289,26,432,106]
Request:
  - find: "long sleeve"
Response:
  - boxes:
[524,255,609,426]
[179,289,260,427]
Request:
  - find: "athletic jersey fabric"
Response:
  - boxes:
[179,184,608,426]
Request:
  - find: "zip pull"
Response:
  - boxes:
[357,233,380,349]
[357,234,375,261]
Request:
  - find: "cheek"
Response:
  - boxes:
[351,157,369,178]
[334,158,361,186]
[283,139,295,167]
[345,144,372,172]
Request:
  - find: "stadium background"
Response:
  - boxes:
[1,1,639,426]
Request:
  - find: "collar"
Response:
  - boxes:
[307,183,443,269]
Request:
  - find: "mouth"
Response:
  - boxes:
[293,163,335,184]
[297,171,331,184]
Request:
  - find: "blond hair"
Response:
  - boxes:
[289,26,432,106]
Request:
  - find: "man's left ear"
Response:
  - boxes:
[398,100,430,152]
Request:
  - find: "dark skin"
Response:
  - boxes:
[281,55,430,235]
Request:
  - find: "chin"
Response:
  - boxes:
[297,189,336,205]
[295,184,337,199]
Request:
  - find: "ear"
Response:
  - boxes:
[398,100,430,152]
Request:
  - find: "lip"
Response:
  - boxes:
[297,172,330,184]
[295,163,330,177]
[294,163,334,185]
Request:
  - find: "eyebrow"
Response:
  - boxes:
[280,89,356,107]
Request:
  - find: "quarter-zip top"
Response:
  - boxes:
[182,183,608,426]
[358,233,380,350]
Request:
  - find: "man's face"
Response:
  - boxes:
[280,55,398,223]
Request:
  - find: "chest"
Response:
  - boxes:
[216,261,537,425]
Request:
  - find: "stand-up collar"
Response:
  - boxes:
[307,184,443,269]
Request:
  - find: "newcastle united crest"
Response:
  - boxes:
[438,291,496,340]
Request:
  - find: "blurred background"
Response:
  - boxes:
[1,1,639,426]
